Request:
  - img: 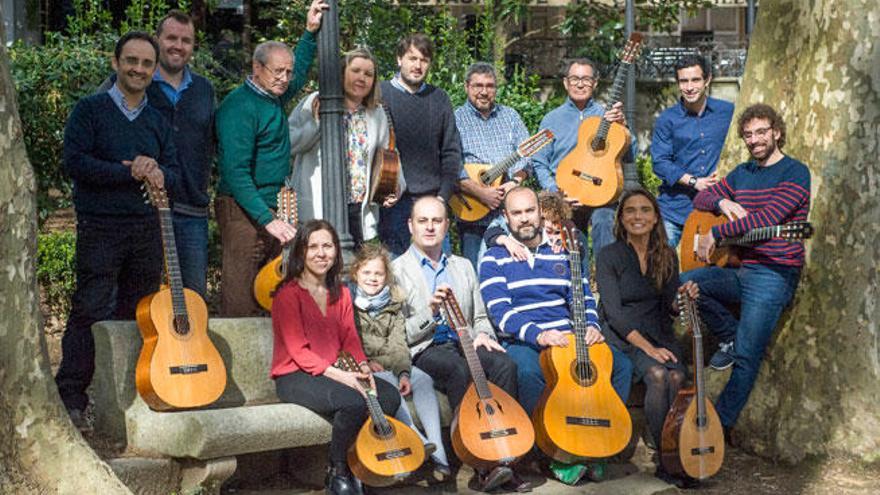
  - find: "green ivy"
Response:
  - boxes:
[36,231,77,318]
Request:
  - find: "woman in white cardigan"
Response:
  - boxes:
[289,47,401,246]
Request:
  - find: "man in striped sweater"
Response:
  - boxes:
[479,186,632,484]
[683,103,811,430]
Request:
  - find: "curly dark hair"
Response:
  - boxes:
[738,103,787,150]
[613,188,675,291]
[282,219,344,302]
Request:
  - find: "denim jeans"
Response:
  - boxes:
[55,216,163,411]
[172,212,208,298]
[681,264,801,426]
[503,340,633,415]
[663,219,683,248]
[458,219,493,271]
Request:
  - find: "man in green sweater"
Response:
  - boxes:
[215,0,326,316]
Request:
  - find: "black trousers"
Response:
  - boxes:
[275,371,401,465]
[413,341,518,411]
[55,216,163,412]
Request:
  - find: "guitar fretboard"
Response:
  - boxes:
[444,296,493,400]
[158,207,189,332]
[567,234,592,372]
[719,223,806,247]
[592,61,633,151]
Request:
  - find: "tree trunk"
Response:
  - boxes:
[0,15,131,494]
[710,0,880,463]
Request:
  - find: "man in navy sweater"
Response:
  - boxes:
[378,33,462,256]
[479,186,632,485]
[56,32,180,427]
[97,10,215,297]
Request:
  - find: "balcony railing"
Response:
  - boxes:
[637,39,749,80]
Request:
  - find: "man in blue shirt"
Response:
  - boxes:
[454,62,531,269]
[651,54,734,247]
[532,59,636,264]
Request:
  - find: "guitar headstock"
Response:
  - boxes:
[677,291,702,339]
[559,222,582,255]
[619,33,644,65]
[142,183,169,210]
[781,221,814,241]
[517,129,555,158]
[276,186,298,226]
[441,291,467,337]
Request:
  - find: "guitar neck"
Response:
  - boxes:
[157,207,188,322]
[363,387,393,435]
[382,104,397,150]
[593,61,632,150]
[457,328,494,400]
[567,243,591,365]
[718,223,786,247]
[481,151,521,185]
[686,299,708,426]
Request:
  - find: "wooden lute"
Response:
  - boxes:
[135,184,227,411]
[444,292,535,470]
[555,33,642,207]
[253,187,298,311]
[337,352,425,487]
[369,103,401,205]
[533,223,632,462]
[450,129,554,222]
[679,209,814,272]
[660,292,725,479]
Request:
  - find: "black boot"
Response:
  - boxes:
[325,463,363,495]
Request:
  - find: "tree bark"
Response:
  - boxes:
[709,0,880,463]
[0,14,131,494]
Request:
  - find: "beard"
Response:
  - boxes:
[749,139,777,161]
[511,223,540,243]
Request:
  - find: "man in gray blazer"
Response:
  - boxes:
[391,196,521,492]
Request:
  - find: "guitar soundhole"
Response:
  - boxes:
[591,137,606,152]
[173,315,191,335]
[372,421,395,439]
[570,360,598,387]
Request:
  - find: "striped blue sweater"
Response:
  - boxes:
[479,239,600,346]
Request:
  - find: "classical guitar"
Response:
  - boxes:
[337,352,425,487]
[450,129,555,222]
[660,292,725,479]
[443,292,535,471]
[135,184,227,411]
[555,33,643,207]
[679,209,814,272]
[253,187,298,312]
[533,223,632,462]
[369,103,401,205]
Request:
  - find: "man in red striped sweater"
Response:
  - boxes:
[682,104,810,430]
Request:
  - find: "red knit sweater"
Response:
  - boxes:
[270,281,367,378]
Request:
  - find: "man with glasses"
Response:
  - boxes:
[215,0,326,316]
[454,62,531,269]
[651,54,734,247]
[532,59,636,265]
[682,104,810,433]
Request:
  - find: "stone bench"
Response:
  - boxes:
[90,318,452,494]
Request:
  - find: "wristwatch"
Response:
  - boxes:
[688,176,698,188]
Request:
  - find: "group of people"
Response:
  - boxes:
[54,1,811,494]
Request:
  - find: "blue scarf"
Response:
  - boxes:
[353,285,391,318]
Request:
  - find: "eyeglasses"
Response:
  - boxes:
[468,83,496,92]
[742,126,773,140]
[261,62,292,80]
[565,75,597,86]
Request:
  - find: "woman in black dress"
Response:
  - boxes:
[595,188,698,485]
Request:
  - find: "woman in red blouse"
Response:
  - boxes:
[272,219,401,495]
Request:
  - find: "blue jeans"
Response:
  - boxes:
[503,340,633,415]
[590,205,616,260]
[663,219,683,248]
[458,219,492,271]
[172,212,208,298]
[681,264,801,426]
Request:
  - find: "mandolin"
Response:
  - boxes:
[444,292,535,471]
[533,224,632,462]
[253,187,298,312]
[369,103,401,205]
[660,292,725,479]
[450,129,555,223]
[679,209,814,272]
[337,352,425,487]
[555,33,643,207]
[136,184,227,411]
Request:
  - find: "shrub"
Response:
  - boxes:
[637,153,662,195]
[36,231,77,319]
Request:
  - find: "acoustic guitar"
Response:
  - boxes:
[369,103,401,205]
[253,187,298,311]
[449,129,555,223]
[443,292,535,471]
[136,184,227,411]
[679,210,814,272]
[337,352,425,487]
[555,33,643,207]
[660,292,725,479]
[533,224,632,462]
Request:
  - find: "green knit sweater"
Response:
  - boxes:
[216,31,316,225]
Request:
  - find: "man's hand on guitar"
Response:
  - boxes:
[142,168,165,190]
[429,285,452,317]
[473,333,506,353]
[718,198,748,221]
[677,281,699,305]
[266,219,297,244]
[696,232,716,262]
[584,326,605,346]
[603,101,626,126]
[537,329,569,347]
[475,185,504,210]
[382,193,399,208]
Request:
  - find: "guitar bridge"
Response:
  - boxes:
[571,169,603,186]
[479,427,518,439]
[690,446,716,456]
[169,364,208,375]
[375,447,413,461]
[566,416,611,428]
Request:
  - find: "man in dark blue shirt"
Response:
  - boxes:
[56,32,180,428]
[651,54,734,246]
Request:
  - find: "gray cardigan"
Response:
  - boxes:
[391,247,497,356]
